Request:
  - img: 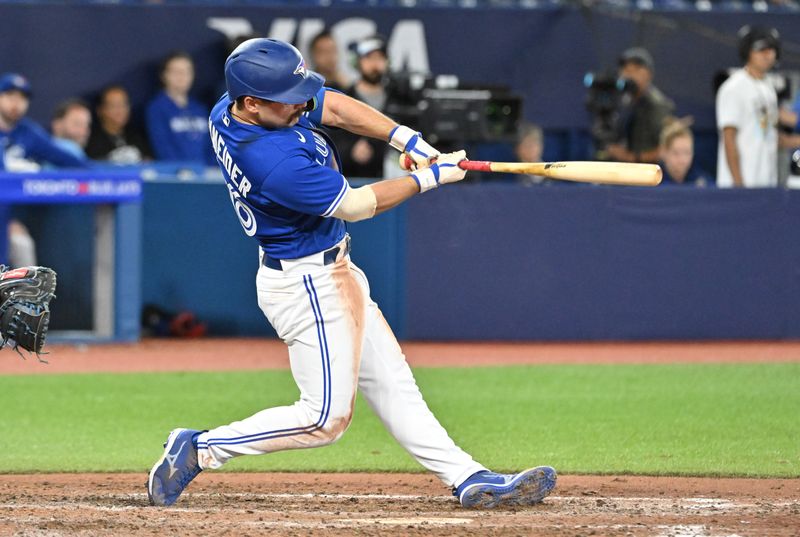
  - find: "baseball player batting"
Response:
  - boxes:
[146,38,556,509]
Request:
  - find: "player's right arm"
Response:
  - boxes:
[300,88,467,223]
[721,127,744,188]
[319,90,438,171]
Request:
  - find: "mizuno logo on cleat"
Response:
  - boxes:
[166,441,187,478]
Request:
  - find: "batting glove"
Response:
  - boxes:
[389,125,440,171]
[411,150,467,193]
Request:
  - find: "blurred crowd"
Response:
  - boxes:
[590,25,800,188]
[0,51,217,266]
[0,51,213,173]
[309,26,800,188]
[0,23,799,264]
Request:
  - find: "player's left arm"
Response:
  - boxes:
[320,90,438,170]
[334,150,467,222]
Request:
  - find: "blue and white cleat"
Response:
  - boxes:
[147,428,202,506]
[454,466,557,509]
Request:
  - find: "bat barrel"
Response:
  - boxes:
[459,160,662,186]
[408,157,661,186]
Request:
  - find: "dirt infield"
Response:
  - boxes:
[2,339,799,535]
[1,473,798,536]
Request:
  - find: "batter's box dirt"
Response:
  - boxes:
[0,474,798,536]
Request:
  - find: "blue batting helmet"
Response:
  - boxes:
[224,38,324,104]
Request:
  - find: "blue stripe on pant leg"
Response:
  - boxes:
[307,275,333,427]
[197,274,331,448]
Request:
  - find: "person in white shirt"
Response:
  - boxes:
[716,25,794,188]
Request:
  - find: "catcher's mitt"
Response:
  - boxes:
[0,266,57,357]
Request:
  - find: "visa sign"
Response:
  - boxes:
[207,17,430,80]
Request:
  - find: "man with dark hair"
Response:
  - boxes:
[0,73,87,267]
[308,30,348,91]
[332,35,391,178]
[51,98,92,159]
[0,73,87,170]
[605,48,674,164]
[716,25,795,188]
[146,37,556,511]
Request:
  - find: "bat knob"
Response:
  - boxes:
[399,152,415,172]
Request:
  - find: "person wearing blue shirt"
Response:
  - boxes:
[779,94,800,135]
[779,95,800,186]
[145,52,215,165]
[146,39,557,511]
[50,98,92,161]
[0,73,87,170]
[779,95,800,148]
[0,73,87,267]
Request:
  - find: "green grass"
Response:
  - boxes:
[0,364,798,477]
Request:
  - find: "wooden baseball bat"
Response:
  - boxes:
[401,154,662,186]
[459,160,662,186]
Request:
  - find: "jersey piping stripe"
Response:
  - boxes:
[196,274,331,448]
[321,178,349,218]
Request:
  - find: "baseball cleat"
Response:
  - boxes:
[147,428,202,506]
[454,466,557,509]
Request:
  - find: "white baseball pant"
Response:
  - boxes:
[195,236,486,488]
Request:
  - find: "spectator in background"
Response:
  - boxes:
[51,98,92,160]
[0,73,87,268]
[0,73,87,171]
[331,35,391,178]
[514,122,547,185]
[779,94,800,187]
[779,95,800,146]
[658,120,710,186]
[716,25,796,188]
[87,85,151,164]
[309,30,349,91]
[146,51,215,165]
[606,48,674,164]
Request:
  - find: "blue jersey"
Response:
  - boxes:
[146,91,215,165]
[208,88,348,260]
[0,118,87,169]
